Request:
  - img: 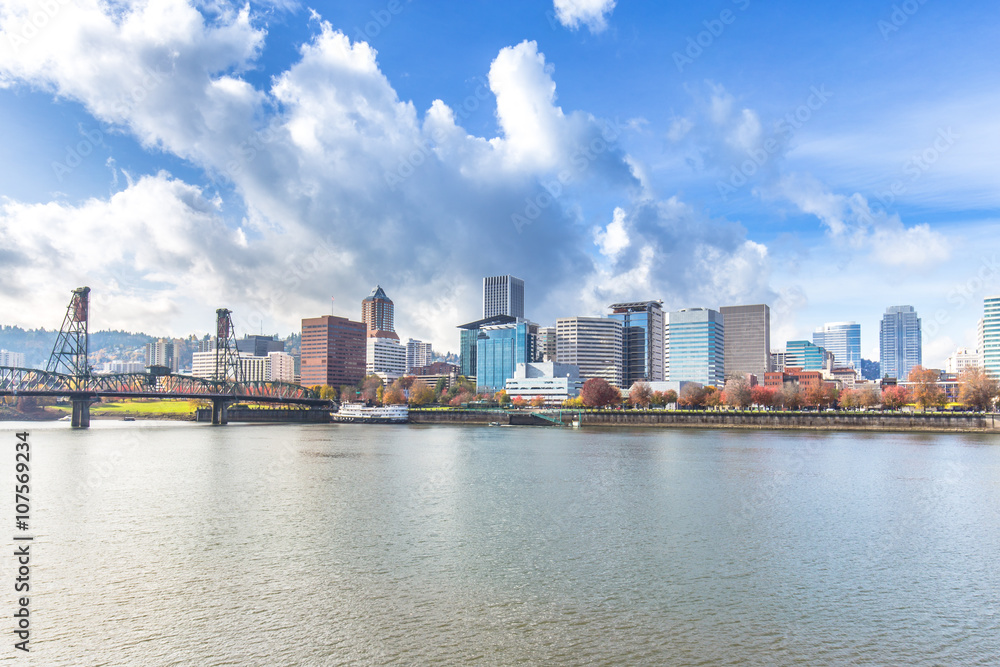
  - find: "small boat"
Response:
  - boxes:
[489,421,501,427]
[332,402,408,424]
[123,417,135,421]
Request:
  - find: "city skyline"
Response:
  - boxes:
[1,1,997,366]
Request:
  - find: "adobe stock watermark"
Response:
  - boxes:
[869,127,957,215]
[919,253,1000,342]
[52,126,107,182]
[672,0,752,73]
[111,66,169,118]
[878,0,932,39]
[383,77,493,191]
[234,235,340,336]
[351,0,410,44]
[217,116,287,186]
[716,85,833,201]
[4,0,75,52]
[510,117,627,233]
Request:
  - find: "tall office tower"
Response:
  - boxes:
[536,326,557,362]
[879,305,922,380]
[367,337,407,381]
[555,317,624,387]
[665,308,725,387]
[784,340,834,371]
[719,304,771,379]
[978,317,986,368]
[483,275,525,319]
[362,285,398,340]
[300,315,366,388]
[608,301,665,386]
[813,322,861,369]
[405,338,433,373]
[983,297,1000,377]
[475,320,536,393]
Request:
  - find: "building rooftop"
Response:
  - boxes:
[364,285,391,302]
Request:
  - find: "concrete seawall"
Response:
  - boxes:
[195,407,331,423]
[410,409,1000,432]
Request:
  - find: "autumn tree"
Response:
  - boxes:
[723,377,752,409]
[494,390,511,407]
[630,382,653,408]
[650,391,667,407]
[678,384,706,408]
[409,386,436,406]
[704,386,722,408]
[360,375,383,402]
[340,385,358,402]
[434,377,448,395]
[839,388,858,410]
[958,367,999,412]
[881,385,910,410]
[663,389,678,406]
[907,366,946,410]
[780,384,802,410]
[857,384,881,409]
[751,385,776,409]
[382,385,406,405]
[530,395,547,408]
[581,378,621,408]
[512,396,528,408]
[397,375,416,390]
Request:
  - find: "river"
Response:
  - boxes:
[2,421,998,665]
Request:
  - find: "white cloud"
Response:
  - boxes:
[594,206,630,257]
[775,173,952,268]
[0,3,772,351]
[553,0,616,33]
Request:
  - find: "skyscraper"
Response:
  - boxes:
[608,301,665,386]
[300,315,366,388]
[665,308,725,387]
[536,326,557,362]
[719,304,770,379]
[556,317,624,387]
[483,275,525,319]
[362,285,398,340]
[879,305,922,380]
[983,296,1000,377]
[813,322,861,369]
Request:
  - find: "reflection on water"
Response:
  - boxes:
[3,421,998,665]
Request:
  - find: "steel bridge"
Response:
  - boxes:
[0,287,328,427]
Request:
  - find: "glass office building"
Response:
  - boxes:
[458,314,517,379]
[665,308,725,387]
[983,296,1000,378]
[785,340,832,371]
[475,321,536,393]
[879,305,922,380]
[813,322,861,369]
[608,301,664,386]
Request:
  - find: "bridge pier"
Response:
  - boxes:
[211,399,232,425]
[71,398,91,428]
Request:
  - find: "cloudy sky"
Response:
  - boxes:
[1,0,997,365]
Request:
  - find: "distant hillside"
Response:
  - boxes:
[0,326,155,369]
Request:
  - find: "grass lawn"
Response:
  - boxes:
[52,400,203,417]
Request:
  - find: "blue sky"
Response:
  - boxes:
[1,0,997,365]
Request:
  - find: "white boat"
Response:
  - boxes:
[332,402,408,424]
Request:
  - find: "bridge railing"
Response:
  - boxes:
[0,367,320,401]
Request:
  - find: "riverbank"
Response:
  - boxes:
[410,408,1000,432]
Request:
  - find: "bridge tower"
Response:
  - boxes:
[47,287,92,427]
[212,308,245,424]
